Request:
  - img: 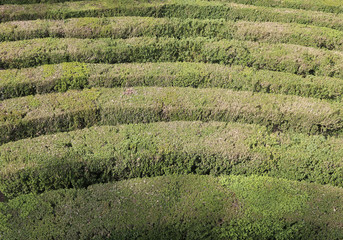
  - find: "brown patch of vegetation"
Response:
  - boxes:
[0,192,6,202]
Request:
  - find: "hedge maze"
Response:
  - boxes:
[1,0,343,239]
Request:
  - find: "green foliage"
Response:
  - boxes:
[1,86,342,144]
[2,62,343,100]
[1,37,343,81]
[213,0,343,14]
[2,0,343,33]
[220,175,309,218]
[0,0,81,4]
[1,175,342,239]
[1,121,343,198]
[53,62,90,92]
[0,87,102,144]
[2,0,343,238]
[1,16,343,53]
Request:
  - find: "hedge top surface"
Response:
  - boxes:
[1,87,341,130]
[1,174,342,239]
[1,16,343,53]
[212,0,343,14]
[1,86,343,147]
[0,88,101,123]
[0,0,83,4]
[2,120,342,170]
[2,62,343,101]
[0,121,258,170]
[1,121,343,198]
[2,0,343,32]
[2,37,343,81]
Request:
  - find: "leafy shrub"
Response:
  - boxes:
[2,37,343,80]
[211,0,343,14]
[1,17,343,53]
[2,62,343,100]
[2,0,343,32]
[1,121,343,198]
[1,86,342,144]
[1,175,342,239]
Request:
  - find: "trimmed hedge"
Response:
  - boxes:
[1,121,343,198]
[1,37,343,79]
[2,0,343,32]
[2,62,343,101]
[1,87,343,144]
[1,174,343,239]
[213,0,343,14]
[1,17,343,52]
[0,0,82,4]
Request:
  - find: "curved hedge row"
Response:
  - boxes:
[1,87,342,144]
[2,62,343,101]
[2,0,343,32]
[1,17,343,52]
[1,37,343,79]
[1,174,342,239]
[1,121,343,198]
[213,0,343,14]
[0,0,82,4]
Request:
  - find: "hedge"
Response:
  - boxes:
[1,17,343,52]
[1,121,343,198]
[1,37,343,80]
[2,62,343,101]
[212,0,343,14]
[1,174,342,239]
[2,0,343,32]
[1,87,342,144]
[0,0,82,4]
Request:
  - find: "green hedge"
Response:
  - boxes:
[213,0,343,14]
[1,121,343,198]
[1,37,343,79]
[1,87,342,144]
[1,17,343,52]
[2,62,343,101]
[2,0,343,32]
[0,0,82,4]
[1,174,342,239]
